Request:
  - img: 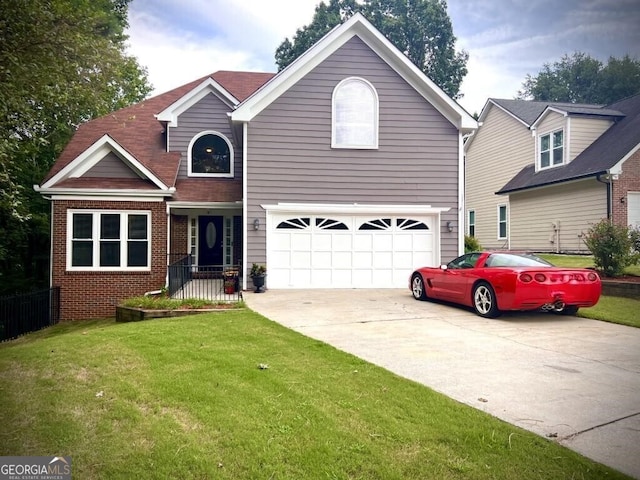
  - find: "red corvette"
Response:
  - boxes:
[410,252,601,318]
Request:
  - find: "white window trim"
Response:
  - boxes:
[497,204,508,240]
[467,209,475,237]
[187,130,234,178]
[537,128,564,171]
[331,77,379,149]
[66,210,151,271]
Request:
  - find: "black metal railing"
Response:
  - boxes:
[168,258,242,301]
[0,287,61,342]
[168,254,193,297]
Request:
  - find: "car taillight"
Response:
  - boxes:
[520,273,532,283]
[534,273,547,282]
[587,272,598,282]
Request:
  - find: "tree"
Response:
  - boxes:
[0,0,152,293]
[518,52,640,104]
[274,0,468,99]
[584,219,640,277]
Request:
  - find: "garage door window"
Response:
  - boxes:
[277,217,350,230]
[359,218,429,230]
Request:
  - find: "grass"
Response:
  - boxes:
[0,312,630,479]
[538,253,640,276]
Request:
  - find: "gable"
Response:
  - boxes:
[37,134,174,196]
[232,13,475,133]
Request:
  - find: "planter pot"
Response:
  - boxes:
[224,284,236,294]
[251,274,266,293]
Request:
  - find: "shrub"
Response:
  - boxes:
[464,235,482,253]
[584,219,640,277]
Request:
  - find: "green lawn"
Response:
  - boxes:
[539,253,640,276]
[0,313,630,479]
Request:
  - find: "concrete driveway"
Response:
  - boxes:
[244,289,640,479]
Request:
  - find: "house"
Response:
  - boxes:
[36,13,477,320]
[464,94,640,253]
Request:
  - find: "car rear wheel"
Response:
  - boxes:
[411,273,428,301]
[557,305,579,316]
[473,282,500,318]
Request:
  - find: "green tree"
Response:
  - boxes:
[274,0,468,99]
[0,0,152,293]
[518,52,640,104]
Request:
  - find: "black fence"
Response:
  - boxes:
[168,256,242,301]
[0,287,61,342]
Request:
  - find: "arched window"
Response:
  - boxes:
[188,131,234,177]
[332,77,378,149]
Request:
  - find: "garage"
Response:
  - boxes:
[265,205,444,288]
[629,192,640,229]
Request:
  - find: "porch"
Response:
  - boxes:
[168,255,244,301]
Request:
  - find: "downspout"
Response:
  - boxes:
[596,173,612,219]
[242,121,248,291]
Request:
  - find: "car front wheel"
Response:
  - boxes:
[411,273,428,301]
[473,282,500,318]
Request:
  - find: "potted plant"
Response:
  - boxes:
[250,263,266,293]
[223,268,239,294]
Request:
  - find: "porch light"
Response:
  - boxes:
[446,221,453,233]
[253,218,260,231]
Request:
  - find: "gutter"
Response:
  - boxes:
[595,173,612,219]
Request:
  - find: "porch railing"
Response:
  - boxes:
[168,256,242,301]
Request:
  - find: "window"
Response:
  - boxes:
[497,205,508,240]
[68,211,150,270]
[188,131,233,177]
[539,130,563,169]
[332,77,378,149]
[468,210,475,237]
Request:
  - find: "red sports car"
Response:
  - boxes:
[410,252,601,318]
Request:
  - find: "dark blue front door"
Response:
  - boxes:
[198,216,223,266]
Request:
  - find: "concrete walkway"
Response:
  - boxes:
[244,289,640,478]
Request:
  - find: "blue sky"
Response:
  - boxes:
[125,0,640,114]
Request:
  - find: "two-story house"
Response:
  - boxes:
[465,94,640,253]
[36,13,477,320]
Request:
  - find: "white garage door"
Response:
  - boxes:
[267,213,436,288]
[629,192,640,229]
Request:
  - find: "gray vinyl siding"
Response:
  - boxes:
[246,36,459,267]
[568,116,613,162]
[465,104,534,249]
[169,93,241,180]
[86,152,138,178]
[509,179,606,253]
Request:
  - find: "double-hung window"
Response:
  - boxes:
[497,205,508,240]
[539,130,564,169]
[332,77,378,149]
[468,210,476,237]
[68,210,151,270]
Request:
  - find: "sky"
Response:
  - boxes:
[125,0,640,115]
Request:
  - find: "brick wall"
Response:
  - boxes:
[52,200,167,320]
[170,215,188,257]
[612,149,640,227]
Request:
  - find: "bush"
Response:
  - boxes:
[584,219,640,277]
[465,235,482,253]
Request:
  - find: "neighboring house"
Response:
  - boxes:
[465,94,640,253]
[36,13,477,320]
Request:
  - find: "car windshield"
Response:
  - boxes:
[485,253,554,268]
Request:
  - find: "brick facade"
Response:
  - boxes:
[52,200,167,320]
[612,149,640,227]
[170,215,189,258]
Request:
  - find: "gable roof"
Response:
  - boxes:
[498,93,640,194]
[40,71,273,189]
[231,12,476,133]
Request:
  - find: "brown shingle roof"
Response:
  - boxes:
[42,71,274,190]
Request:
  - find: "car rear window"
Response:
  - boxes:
[485,253,553,268]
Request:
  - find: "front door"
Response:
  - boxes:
[198,216,224,266]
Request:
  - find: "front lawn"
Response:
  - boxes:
[0,313,629,479]
[539,253,640,276]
